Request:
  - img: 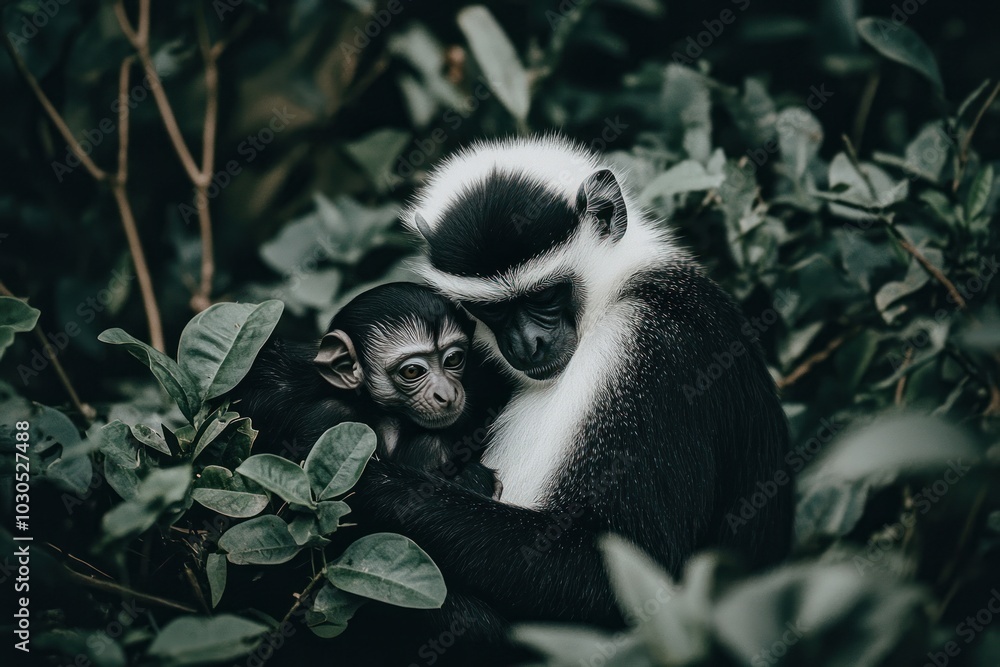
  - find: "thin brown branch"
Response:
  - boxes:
[184,563,211,613]
[1,32,107,182]
[111,53,165,351]
[2,18,165,352]
[114,1,202,184]
[953,81,1000,192]
[209,9,254,60]
[841,134,879,201]
[894,348,914,406]
[63,566,197,613]
[959,81,1000,166]
[0,282,95,421]
[851,70,880,153]
[116,56,135,181]
[136,0,150,44]
[892,232,967,309]
[777,332,850,390]
[112,0,138,46]
[191,3,220,310]
[110,185,165,351]
[278,568,326,629]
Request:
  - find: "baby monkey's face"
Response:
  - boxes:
[383,337,467,429]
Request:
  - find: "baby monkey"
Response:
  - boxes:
[233,282,500,498]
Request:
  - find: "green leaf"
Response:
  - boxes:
[966,164,994,222]
[600,535,709,665]
[457,5,530,123]
[287,514,331,548]
[146,615,268,665]
[34,628,127,667]
[513,625,653,666]
[316,500,352,534]
[130,424,171,455]
[98,329,200,422]
[206,553,227,608]
[304,423,377,500]
[639,160,725,205]
[192,465,269,518]
[903,122,950,182]
[814,414,980,481]
[29,404,93,495]
[307,583,365,638]
[919,190,956,225]
[662,65,713,163]
[715,562,926,667]
[177,300,284,404]
[102,466,192,541]
[856,17,943,94]
[236,454,315,508]
[260,194,400,272]
[827,153,909,221]
[343,129,412,192]
[873,250,942,322]
[776,107,823,183]
[796,476,880,543]
[0,296,40,361]
[327,532,446,608]
[192,407,242,460]
[218,515,301,565]
[97,420,143,500]
[197,417,257,470]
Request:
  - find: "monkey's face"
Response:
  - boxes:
[463,281,578,381]
[372,340,468,429]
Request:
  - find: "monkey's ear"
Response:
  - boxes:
[313,330,363,390]
[576,169,627,243]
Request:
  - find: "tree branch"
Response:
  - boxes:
[1,32,107,182]
[115,0,202,184]
[1,24,164,352]
[0,282,95,421]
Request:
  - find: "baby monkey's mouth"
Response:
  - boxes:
[410,406,465,430]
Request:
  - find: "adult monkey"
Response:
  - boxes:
[354,136,791,634]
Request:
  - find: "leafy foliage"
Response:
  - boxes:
[1,0,999,665]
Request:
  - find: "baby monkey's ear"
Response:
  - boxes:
[314,330,363,390]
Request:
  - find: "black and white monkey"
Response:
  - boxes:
[232,283,503,496]
[353,136,792,636]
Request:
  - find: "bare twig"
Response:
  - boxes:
[894,348,913,405]
[110,55,165,351]
[851,70,880,153]
[63,566,197,613]
[115,0,247,311]
[115,0,202,183]
[891,229,967,309]
[841,134,879,201]
[184,563,211,613]
[953,81,1000,192]
[1,34,108,182]
[277,568,326,629]
[190,3,221,311]
[0,282,95,421]
[1,30,165,351]
[777,332,851,390]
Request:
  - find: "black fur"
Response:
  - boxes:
[230,283,505,496]
[352,261,792,644]
[425,169,579,277]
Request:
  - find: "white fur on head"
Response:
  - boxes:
[402,134,684,374]
[403,135,687,507]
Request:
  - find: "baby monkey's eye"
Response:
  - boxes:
[443,349,466,369]
[399,364,427,380]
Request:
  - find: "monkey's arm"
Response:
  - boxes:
[353,459,622,625]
